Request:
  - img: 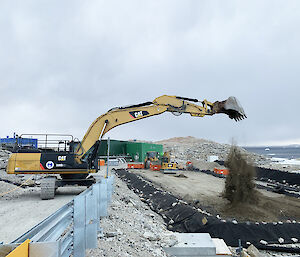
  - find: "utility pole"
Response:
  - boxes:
[106,137,110,178]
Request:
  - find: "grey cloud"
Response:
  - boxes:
[1,0,300,146]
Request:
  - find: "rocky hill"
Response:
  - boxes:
[155,137,300,172]
[155,136,264,163]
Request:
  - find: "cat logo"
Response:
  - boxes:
[58,156,67,161]
[129,111,149,118]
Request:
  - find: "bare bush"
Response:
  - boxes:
[223,146,258,205]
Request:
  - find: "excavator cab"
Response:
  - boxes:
[144,151,160,169]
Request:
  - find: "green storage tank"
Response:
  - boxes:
[126,142,163,162]
[97,139,127,156]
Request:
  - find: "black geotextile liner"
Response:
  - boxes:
[194,168,299,198]
[115,169,300,253]
[216,160,300,186]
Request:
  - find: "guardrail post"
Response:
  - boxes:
[107,176,114,203]
[92,183,101,233]
[99,179,108,218]
[85,190,97,249]
[73,195,85,257]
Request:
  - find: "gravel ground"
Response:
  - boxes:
[0,149,10,169]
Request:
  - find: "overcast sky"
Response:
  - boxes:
[1,1,300,146]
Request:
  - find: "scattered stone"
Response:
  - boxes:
[259,240,268,245]
[241,250,251,257]
[105,232,118,238]
[247,244,262,257]
[143,231,160,241]
[168,219,174,224]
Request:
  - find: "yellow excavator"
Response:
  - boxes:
[161,151,177,172]
[6,95,246,199]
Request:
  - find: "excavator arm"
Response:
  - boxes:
[75,95,246,163]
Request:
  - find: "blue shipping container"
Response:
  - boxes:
[0,136,38,148]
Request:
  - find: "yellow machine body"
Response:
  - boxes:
[6,153,41,174]
[6,152,95,175]
[160,151,177,171]
[161,162,177,170]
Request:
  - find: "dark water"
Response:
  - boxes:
[244,146,300,159]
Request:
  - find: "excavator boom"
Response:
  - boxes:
[7,95,246,172]
[76,95,246,162]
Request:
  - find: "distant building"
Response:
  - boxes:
[98,139,163,162]
[0,133,38,150]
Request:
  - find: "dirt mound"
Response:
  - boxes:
[155,136,266,170]
[220,194,300,222]
[156,136,210,144]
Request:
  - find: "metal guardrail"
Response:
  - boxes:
[1,176,114,257]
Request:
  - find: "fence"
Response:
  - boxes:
[0,176,114,257]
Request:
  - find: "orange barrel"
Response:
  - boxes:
[214,168,229,175]
[150,164,161,171]
[128,162,145,169]
[98,159,105,166]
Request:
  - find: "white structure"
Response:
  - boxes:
[164,233,231,256]
[207,155,219,162]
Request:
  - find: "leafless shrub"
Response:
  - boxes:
[223,146,258,205]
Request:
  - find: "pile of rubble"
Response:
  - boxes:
[87,175,177,257]
[156,137,265,163]
[0,149,10,169]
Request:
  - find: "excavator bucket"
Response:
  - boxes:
[212,96,247,121]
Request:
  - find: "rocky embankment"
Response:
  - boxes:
[0,149,10,169]
[87,175,177,257]
[0,148,39,196]
[156,136,300,172]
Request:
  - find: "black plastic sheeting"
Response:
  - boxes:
[216,160,300,186]
[115,169,300,253]
[194,168,299,198]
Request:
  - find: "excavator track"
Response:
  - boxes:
[40,177,56,200]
